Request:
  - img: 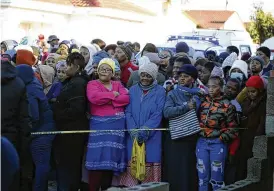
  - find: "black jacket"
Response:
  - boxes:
[52,72,89,164]
[1,61,32,153]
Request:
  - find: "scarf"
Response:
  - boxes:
[138,80,157,91]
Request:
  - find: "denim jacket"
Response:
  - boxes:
[163,85,201,119]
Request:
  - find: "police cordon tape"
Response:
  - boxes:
[31,128,248,135]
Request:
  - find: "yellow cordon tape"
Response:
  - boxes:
[30,128,247,135]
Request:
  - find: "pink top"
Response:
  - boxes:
[87,80,130,116]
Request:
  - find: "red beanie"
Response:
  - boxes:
[16,50,36,66]
[246,76,264,89]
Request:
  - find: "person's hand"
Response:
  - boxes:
[187,100,196,110]
[129,129,139,140]
[166,84,173,92]
[113,91,120,97]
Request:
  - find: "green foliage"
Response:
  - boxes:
[247,3,274,44]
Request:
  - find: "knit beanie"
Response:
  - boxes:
[143,52,161,64]
[257,46,271,58]
[246,76,264,89]
[139,62,158,80]
[16,49,36,66]
[175,42,189,54]
[98,58,115,73]
[119,45,133,60]
[92,50,110,65]
[59,40,71,49]
[178,64,198,80]
[205,50,216,58]
[229,60,248,79]
[222,52,238,69]
[250,56,265,68]
[211,66,224,78]
[218,52,229,64]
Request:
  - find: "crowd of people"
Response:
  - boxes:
[1,34,273,191]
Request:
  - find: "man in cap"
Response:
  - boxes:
[114,45,138,85]
[47,35,59,52]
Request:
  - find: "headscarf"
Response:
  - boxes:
[81,45,98,75]
[37,65,55,94]
[92,50,110,65]
[56,60,67,70]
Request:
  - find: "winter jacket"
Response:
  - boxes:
[16,64,55,134]
[126,84,166,162]
[52,71,89,164]
[46,81,63,100]
[53,72,89,131]
[1,61,32,151]
[127,70,166,88]
[87,80,129,116]
[199,96,238,143]
[1,137,20,191]
[121,61,138,85]
[163,86,201,119]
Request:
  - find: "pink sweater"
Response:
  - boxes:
[87,80,130,116]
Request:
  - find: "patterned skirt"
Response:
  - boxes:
[85,114,127,173]
[112,162,161,187]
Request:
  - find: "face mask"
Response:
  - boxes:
[230,72,243,81]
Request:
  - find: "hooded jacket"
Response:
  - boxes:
[1,61,32,152]
[82,45,98,75]
[16,64,55,133]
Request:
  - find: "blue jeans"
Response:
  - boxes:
[196,137,227,191]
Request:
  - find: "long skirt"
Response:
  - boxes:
[114,162,161,187]
[85,114,126,173]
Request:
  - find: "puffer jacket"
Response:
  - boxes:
[199,96,238,143]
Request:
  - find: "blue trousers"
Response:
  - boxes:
[31,137,53,191]
[196,137,227,191]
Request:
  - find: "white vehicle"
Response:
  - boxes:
[158,29,257,57]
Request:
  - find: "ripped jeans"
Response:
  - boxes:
[196,137,227,191]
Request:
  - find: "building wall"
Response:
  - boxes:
[224,12,246,31]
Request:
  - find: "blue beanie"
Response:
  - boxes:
[218,52,229,64]
[178,64,198,80]
[175,42,189,53]
[250,56,265,68]
[92,50,110,65]
[59,40,71,49]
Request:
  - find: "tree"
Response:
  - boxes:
[247,3,274,44]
